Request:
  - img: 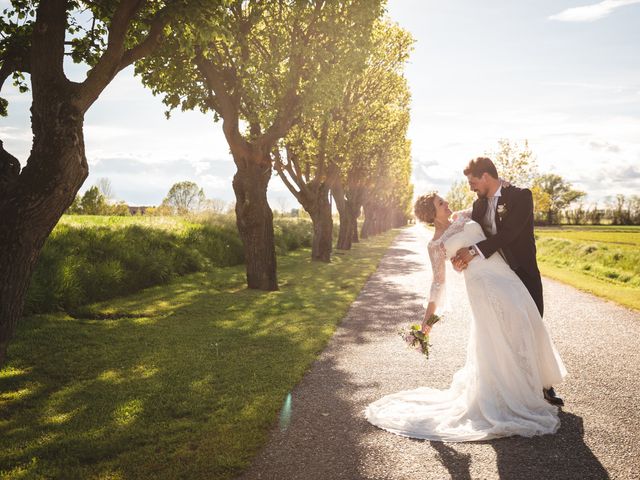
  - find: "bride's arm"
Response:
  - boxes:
[423,242,446,333]
[451,208,472,221]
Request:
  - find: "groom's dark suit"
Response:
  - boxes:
[471,185,544,317]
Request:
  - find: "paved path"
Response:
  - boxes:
[237,225,640,480]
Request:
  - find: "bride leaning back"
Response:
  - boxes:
[364,186,567,442]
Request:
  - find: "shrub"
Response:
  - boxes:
[26,215,316,314]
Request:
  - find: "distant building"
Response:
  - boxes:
[128,206,152,215]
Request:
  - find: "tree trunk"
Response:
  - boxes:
[350,203,360,243]
[232,156,278,291]
[308,186,333,262]
[335,207,352,250]
[332,178,351,251]
[361,202,373,239]
[0,100,88,365]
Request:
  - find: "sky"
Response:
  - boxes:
[1,0,639,209]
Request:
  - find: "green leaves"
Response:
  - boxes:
[0,1,199,115]
[280,17,414,221]
[139,1,384,153]
[162,181,206,215]
[533,173,586,222]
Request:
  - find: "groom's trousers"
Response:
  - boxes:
[514,267,544,318]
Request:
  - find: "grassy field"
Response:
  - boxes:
[0,228,400,480]
[27,214,316,315]
[57,214,196,231]
[535,225,640,310]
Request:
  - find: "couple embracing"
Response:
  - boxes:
[364,157,568,442]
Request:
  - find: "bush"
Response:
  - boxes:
[273,218,313,254]
[25,215,315,314]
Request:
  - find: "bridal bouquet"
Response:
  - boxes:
[398,314,442,359]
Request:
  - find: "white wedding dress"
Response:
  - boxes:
[363,214,568,442]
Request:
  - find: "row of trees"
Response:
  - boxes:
[561,194,640,226]
[0,1,413,364]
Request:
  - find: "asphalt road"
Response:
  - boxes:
[236,224,639,480]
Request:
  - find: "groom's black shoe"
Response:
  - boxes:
[543,387,564,407]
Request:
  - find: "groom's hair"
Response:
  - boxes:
[463,157,499,179]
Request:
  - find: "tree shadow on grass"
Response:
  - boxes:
[234,228,442,479]
[0,240,395,480]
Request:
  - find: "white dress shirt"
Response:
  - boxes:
[474,185,502,259]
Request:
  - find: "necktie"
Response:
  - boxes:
[485,197,497,236]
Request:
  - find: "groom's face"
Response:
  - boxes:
[466,173,490,199]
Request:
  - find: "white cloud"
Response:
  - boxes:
[588,140,621,152]
[84,125,147,141]
[549,0,640,22]
[0,126,31,142]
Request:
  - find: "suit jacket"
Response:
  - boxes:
[471,185,540,278]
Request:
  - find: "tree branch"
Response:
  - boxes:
[194,46,249,159]
[76,0,144,111]
[118,7,170,71]
[31,0,68,87]
[273,148,304,203]
[0,40,31,94]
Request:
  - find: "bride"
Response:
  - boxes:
[363,192,567,442]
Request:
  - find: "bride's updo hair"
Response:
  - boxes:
[414,192,437,224]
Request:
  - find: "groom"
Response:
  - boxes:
[452,156,564,407]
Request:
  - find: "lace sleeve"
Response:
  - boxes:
[427,241,446,308]
[452,208,472,220]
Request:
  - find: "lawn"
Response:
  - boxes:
[535,225,640,310]
[58,214,197,232]
[26,214,316,315]
[0,229,400,480]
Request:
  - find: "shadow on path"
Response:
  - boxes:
[432,411,609,480]
[235,225,630,479]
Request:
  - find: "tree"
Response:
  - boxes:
[107,201,131,216]
[530,184,551,223]
[533,174,586,225]
[0,0,196,365]
[273,19,411,261]
[446,180,475,212]
[585,203,603,225]
[80,186,108,215]
[325,20,414,250]
[275,115,339,261]
[360,138,413,238]
[162,181,205,215]
[487,139,538,187]
[629,195,640,224]
[200,198,227,214]
[608,194,633,225]
[140,0,383,288]
[96,177,114,201]
[66,195,83,214]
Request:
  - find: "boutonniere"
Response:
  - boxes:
[497,204,507,218]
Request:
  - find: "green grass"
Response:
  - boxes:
[0,228,400,480]
[536,225,640,246]
[535,226,640,310]
[58,215,196,232]
[26,214,316,315]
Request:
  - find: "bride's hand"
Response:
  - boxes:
[420,323,432,335]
